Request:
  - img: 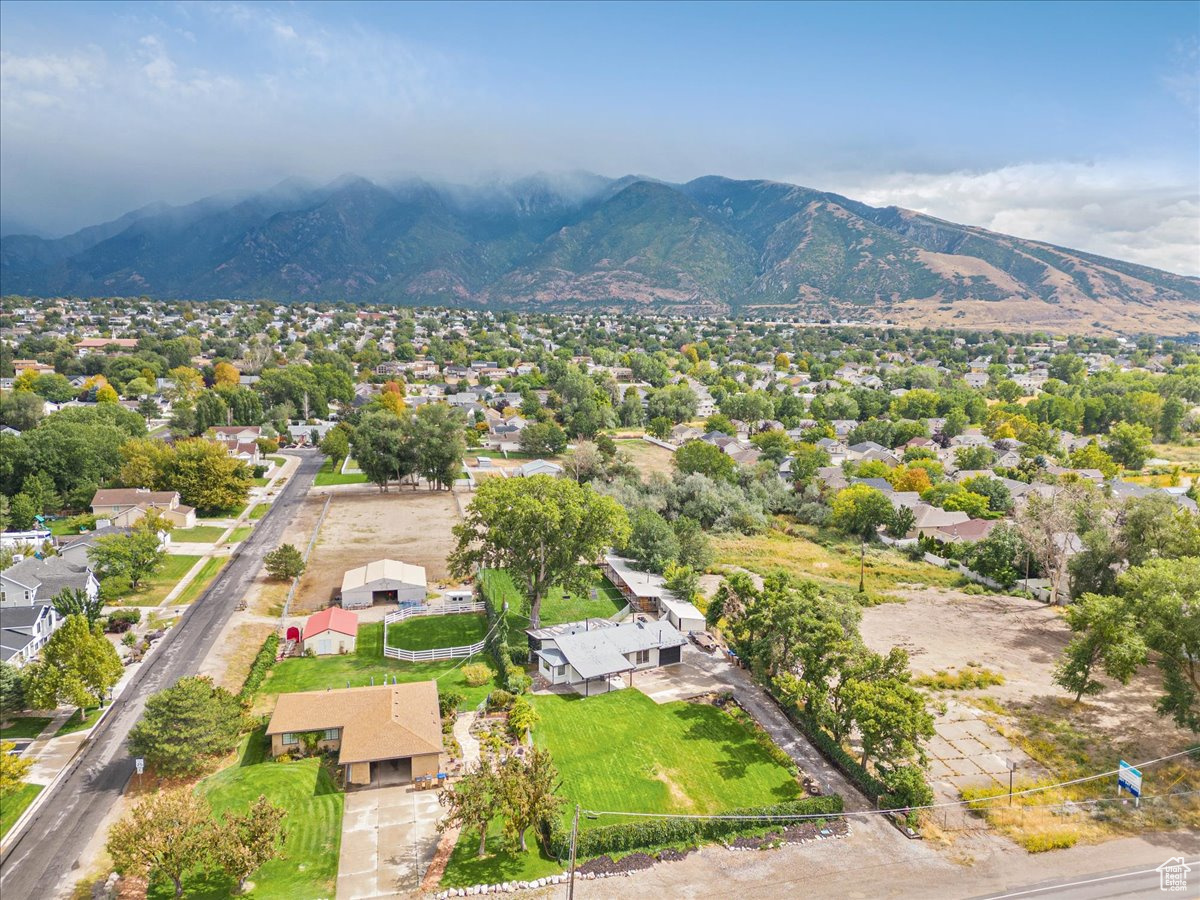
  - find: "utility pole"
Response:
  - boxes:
[567,804,580,900]
[858,540,866,594]
[1007,758,1017,806]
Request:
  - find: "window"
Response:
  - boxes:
[282,733,298,745]
[555,666,565,676]
[634,649,650,665]
[324,728,340,741]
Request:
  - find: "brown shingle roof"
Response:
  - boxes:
[265,683,442,765]
[91,488,179,507]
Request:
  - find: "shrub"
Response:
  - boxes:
[486,689,515,711]
[439,690,466,717]
[1022,830,1079,852]
[239,633,280,700]
[914,667,1005,690]
[543,795,843,860]
[461,663,492,687]
[105,608,142,633]
[508,644,530,665]
[507,695,540,737]
[505,672,532,695]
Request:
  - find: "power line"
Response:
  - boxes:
[581,747,1200,823]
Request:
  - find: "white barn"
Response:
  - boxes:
[340,559,427,609]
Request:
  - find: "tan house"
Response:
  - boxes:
[265,683,443,786]
[89,488,197,529]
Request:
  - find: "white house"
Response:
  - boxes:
[340,559,427,609]
[0,602,59,667]
[514,459,563,478]
[526,617,687,696]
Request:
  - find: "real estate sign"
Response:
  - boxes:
[1117,760,1141,798]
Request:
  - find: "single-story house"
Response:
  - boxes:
[526,617,688,696]
[265,682,442,786]
[57,524,170,566]
[303,607,359,655]
[89,488,196,529]
[340,559,427,609]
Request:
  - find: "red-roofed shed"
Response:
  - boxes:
[303,607,359,656]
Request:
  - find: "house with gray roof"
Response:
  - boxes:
[1,555,99,607]
[525,617,687,696]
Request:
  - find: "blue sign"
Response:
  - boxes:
[1118,760,1142,798]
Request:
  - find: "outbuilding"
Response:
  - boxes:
[303,607,359,655]
[340,559,427,609]
[658,595,706,634]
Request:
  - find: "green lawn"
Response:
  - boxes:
[267,455,287,467]
[48,519,89,536]
[252,476,271,486]
[227,526,253,543]
[479,569,625,629]
[534,690,801,827]
[249,503,270,520]
[0,783,43,838]
[104,554,201,606]
[313,457,368,486]
[386,613,487,651]
[0,716,52,740]
[147,733,343,899]
[174,557,229,606]
[171,525,228,543]
[442,690,802,887]
[262,623,497,709]
[54,706,103,736]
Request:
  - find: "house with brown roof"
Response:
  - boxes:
[265,682,442,786]
[89,488,196,529]
[73,337,138,357]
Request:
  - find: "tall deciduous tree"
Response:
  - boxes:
[1053,594,1146,702]
[107,788,215,898]
[0,739,33,793]
[450,475,629,629]
[51,586,105,626]
[128,676,246,777]
[88,525,165,589]
[831,484,893,542]
[24,615,123,712]
[0,661,26,717]
[499,748,564,852]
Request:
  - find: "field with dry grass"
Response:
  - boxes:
[291,490,460,614]
[612,438,676,476]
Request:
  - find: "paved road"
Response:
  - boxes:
[0,451,323,900]
[974,857,1200,899]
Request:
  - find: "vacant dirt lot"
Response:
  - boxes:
[292,490,460,615]
[861,589,1194,772]
[614,438,676,476]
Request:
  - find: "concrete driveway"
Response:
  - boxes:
[337,785,443,899]
[634,643,740,703]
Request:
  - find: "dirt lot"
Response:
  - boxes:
[860,588,1195,783]
[292,490,461,615]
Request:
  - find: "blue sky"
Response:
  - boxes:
[1,0,1197,272]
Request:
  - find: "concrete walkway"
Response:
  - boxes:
[453,711,481,767]
[337,786,444,899]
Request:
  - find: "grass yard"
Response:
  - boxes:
[712,521,966,598]
[249,503,270,519]
[0,716,52,740]
[313,457,368,486]
[0,783,43,838]
[147,733,343,899]
[227,526,253,543]
[479,569,625,629]
[104,554,201,606]
[171,525,228,543]
[440,819,564,888]
[532,690,801,827]
[385,612,488,651]
[261,622,497,709]
[174,557,229,606]
[54,706,104,736]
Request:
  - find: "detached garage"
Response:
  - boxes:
[340,559,427,609]
[303,607,358,655]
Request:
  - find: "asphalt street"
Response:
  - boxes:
[0,450,323,900]
[976,857,1200,899]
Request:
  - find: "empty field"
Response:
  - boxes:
[292,491,460,615]
[612,438,676,475]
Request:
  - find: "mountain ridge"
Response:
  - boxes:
[3,174,1197,334]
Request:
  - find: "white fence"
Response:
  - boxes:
[382,600,488,661]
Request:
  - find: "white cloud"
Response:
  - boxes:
[820,162,1200,276]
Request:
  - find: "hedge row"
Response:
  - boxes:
[239,632,280,700]
[762,682,892,804]
[543,795,843,860]
[478,575,530,694]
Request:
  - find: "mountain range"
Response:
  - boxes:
[4,174,1198,334]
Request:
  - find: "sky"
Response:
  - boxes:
[1,0,1197,274]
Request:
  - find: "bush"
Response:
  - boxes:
[439,690,466,717]
[507,644,530,665]
[505,672,532,695]
[461,663,492,687]
[507,695,539,737]
[105,608,142,633]
[486,689,515,711]
[239,633,280,700]
[543,795,843,860]
[1022,830,1079,852]
[914,667,1005,690]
